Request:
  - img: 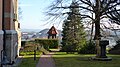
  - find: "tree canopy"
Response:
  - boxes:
[47,0,120,40]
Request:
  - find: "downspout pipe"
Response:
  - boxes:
[2,0,5,52]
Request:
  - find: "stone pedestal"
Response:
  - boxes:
[92,40,112,61]
[99,40,109,58]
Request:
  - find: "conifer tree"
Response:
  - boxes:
[61,1,86,52]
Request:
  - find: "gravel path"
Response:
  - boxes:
[36,52,55,67]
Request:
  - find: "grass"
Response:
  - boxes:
[18,51,42,67]
[53,52,120,67]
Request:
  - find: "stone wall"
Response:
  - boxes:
[0,30,3,63]
[0,0,3,64]
[5,30,18,64]
[0,0,2,30]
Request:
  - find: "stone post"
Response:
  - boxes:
[99,40,109,58]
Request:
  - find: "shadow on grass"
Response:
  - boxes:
[18,55,40,67]
[47,53,68,55]
[54,55,120,61]
[54,55,92,61]
[52,52,120,67]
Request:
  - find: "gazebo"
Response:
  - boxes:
[47,26,58,39]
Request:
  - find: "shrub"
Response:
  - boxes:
[21,41,26,47]
[78,41,96,54]
[109,40,120,54]
[61,44,77,53]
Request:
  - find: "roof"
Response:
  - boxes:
[47,26,58,34]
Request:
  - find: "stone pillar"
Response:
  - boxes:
[14,0,21,57]
[0,31,3,64]
[0,0,3,64]
[3,0,18,65]
[16,29,21,57]
[5,30,18,64]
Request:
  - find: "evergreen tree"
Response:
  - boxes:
[61,1,86,53]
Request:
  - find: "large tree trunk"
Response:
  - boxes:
[94,17,101,57]
[94,0,101,58]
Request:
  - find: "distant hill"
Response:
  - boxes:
[21,29,41,32]
[32,29,62,38]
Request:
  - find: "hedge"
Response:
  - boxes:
[21,39,59,51]
[21,40,41,51]
[35,39,59,50]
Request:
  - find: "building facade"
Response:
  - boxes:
[0,0,21,66]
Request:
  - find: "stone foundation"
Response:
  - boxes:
[91,56,112,61]
[5,30,18,64]
[0,30,3,64]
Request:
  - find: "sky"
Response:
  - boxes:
[19,0,120,30]
[19,0,63,30]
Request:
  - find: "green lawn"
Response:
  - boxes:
[18,51,42,67]
[53,52,120,67]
